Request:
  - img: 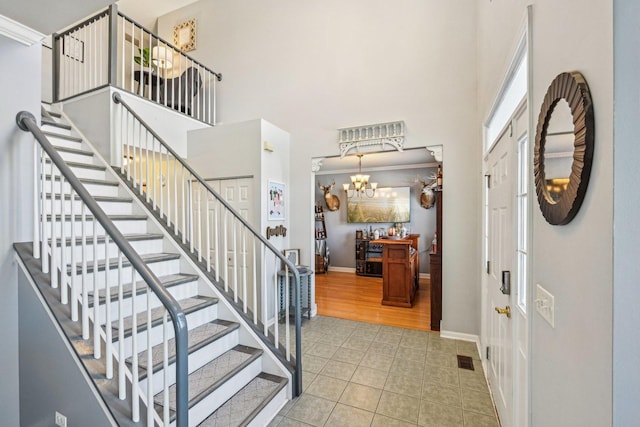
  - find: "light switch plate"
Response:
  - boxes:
[535,283,555,327]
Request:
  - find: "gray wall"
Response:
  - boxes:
[613,0,640,424]
[477,0,613,425]
[0,35,40,426]
[316,167,436,273]
[158,0,481,336]
[18,270,114,427]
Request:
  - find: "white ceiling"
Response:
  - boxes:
[315,148,438,175]
[0,0,113,35]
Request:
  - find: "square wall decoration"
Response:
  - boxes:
[173,19,197,52]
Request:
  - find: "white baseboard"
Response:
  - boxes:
[440,329,483,362]
[327,266,355,273]
[327,267,430,278]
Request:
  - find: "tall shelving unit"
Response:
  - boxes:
[314,205,329,273]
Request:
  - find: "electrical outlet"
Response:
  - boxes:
[55,411,67,427]
[535,283,555,327]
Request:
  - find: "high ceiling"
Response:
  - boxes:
[0,0,113,36]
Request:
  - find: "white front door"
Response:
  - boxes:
[486,128,514,427]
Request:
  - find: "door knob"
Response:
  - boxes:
[495,306,511,318]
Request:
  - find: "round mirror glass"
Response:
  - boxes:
[534,71,594,225]
[543,100,573,203]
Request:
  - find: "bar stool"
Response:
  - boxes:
[277,266,313,321]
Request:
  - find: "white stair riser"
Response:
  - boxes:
[115,304,219,360]
[65,258,181,292]
[92,279,199,325]
[246,386,288,427]
[44,180,120,197]
[56,150,96,165]
[42,125,72,136]
[44,198,133,215]
[68,166,106,181]
[140,327,240,395]
[184,357,263,427]
[45,198,134,216]
[44,218,148,237]
[55,237,164,264]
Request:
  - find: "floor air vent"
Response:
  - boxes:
[457,355,475,370]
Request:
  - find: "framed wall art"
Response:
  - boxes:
[268,180,286,220]
[173,19,197,52]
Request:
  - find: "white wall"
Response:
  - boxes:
[613,0,640,424]
[0,35,40,426]
[158,0,480,334]
[478,1,613,425]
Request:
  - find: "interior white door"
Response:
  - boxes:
[487,129,514,427]
[209,178,253,304]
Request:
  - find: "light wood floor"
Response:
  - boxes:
[315,271,432,331]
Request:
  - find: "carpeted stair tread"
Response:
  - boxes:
[114,295,218,336]
[45,158,105,170]
[47,193,133,203]
[88,272,198,306]
[199,373,288,427]
[45,175,120,186]
[154,345,262,412]
[42,131,82,142]
[131,319,240,374]
[42,119,71,130]
[68,251,178,274]
[47,213,147,223]
[52,145,95,157]
[55,231,163,249]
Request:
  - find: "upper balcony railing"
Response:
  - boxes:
[52,5,222,125]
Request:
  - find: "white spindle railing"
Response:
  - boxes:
[53,5,221,126]
[19,112,190,426]
[113,94,303,391]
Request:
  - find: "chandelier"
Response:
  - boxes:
[343,154,377,198]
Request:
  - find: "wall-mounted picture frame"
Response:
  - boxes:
[268,180,286,220]
[283,249,301,267]
[173,19,197,52]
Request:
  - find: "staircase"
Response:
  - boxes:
[16,104,293,426]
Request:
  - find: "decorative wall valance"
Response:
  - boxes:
[338,121,405,158]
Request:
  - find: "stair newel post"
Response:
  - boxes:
[52,33,60,102]
[263,245,268,336]
[107,4,118,88]
[294,268,302,396]
[197,186,202,263]
[33,142,40,259]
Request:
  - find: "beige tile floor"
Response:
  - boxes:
[270,316,500,427]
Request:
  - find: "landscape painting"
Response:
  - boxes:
[347,187,410,223]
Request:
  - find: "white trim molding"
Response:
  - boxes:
[0,14,45,46]
[327,266,356,273]
[338,121,405,158]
